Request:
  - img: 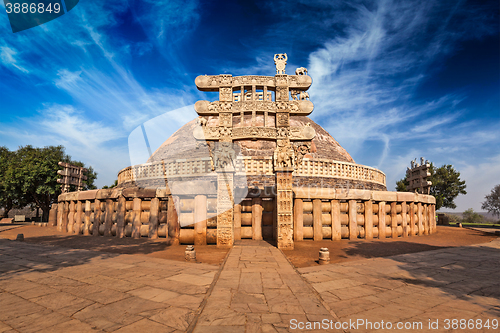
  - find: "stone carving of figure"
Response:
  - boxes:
[295,67,308,75]
[219,127,232,137]
[277,127,288,138]
[293,143,311,166]
[299,91,310,100]
[274,53,288,74]
[274,140,294,169]
[290,90,299,101]
[212,142,236,171]
[196,117,207,127]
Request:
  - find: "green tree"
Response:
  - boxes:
[481,184,500,219]
[102,179,118,189]
[395,177,409,192]
[2,145,97,221]
[396,163,467,210]
[0,147,17,218]
[462,208,484,223]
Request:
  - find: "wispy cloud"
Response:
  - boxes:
[0,0,201,186]
[0,0,497,211]
[0,45,29,73]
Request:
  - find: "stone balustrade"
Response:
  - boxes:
[50,187,435,245]
[117,157,386,187]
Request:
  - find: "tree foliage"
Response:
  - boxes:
[429,164,467,210]
[462,208,484,224]
[481,184,500,218]
[395,177,409,192]
[395,163,467,210]
[0,147,16,218]
[0,145,97,221]
[102,179,118,189]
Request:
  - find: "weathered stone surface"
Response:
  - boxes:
[122,188,157,198]
[371,191,398,202]
[77,189,98,201]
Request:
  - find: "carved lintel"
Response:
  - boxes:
[195,100,314,115]
[194,125,315,141]
[195,74,311,90]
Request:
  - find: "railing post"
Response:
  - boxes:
[349,200,357,240]
[294,198,303,241]
[168,196,180,245]
[67,201,75,234]
[378,202,386,239]
[365,200,373,240]
[132,197,142,239]
[331,200,341,240]
[313,199,322,241]
[252,197,263,240]
[104,199,113,236]
[194,195,207,245]
[74,201,82,234]
[234,203,241,241]
[417,202,423,236]
[149,197,159,240]
[391,202,397,238]
[401,202,408,237]
[83,200,91,235]
[116,197,125,238]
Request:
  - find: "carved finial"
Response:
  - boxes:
[274,53,287,75]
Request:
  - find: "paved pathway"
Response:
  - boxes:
[193,240,337,333]
[1,236,499,332]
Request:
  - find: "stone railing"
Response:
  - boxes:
[117,157,386,187]
[50,187,435,246]
[292,188,436,240]
[294,158,386,185]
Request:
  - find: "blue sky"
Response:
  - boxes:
[0,0,498,212]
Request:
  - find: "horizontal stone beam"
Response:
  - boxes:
[194,100,314,115]
[292,187,436,204]
[193,126,316,141]
[195,74,312,91]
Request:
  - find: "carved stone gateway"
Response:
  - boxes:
[193,55,314,249]
[55,56,437,249]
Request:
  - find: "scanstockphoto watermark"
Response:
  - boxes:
[290,319,423,330]
[290,318,499,330]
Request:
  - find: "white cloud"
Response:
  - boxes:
[0,46,29,73]
[440,154,500,212]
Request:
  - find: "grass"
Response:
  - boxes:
[449,222,500,228]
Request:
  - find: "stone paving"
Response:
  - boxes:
[193,240,337,333]
[0,239,218,333]
[0,237,499,332]
[299,238,500,332]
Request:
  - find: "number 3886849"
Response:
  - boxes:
[5,2,61,14]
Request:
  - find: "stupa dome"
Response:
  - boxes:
[148,116,354,164]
